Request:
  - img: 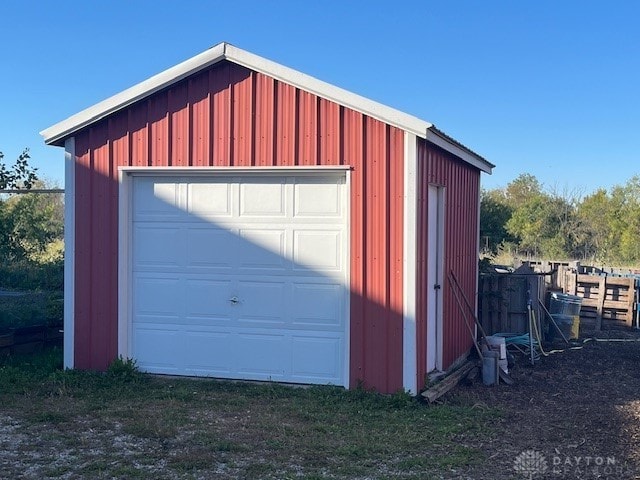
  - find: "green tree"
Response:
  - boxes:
[504,175,579,259]
[0,179,64,291]
[506,193,547,256]
[4,182,64,262]
[541,194,578,258]
[504,173,543,209]
[575,189,613,261]
[480,189,514,253]
[480,172,640,265]
[0,149,38,190]
[613,176,640,263]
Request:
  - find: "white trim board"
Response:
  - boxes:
[402,132,418,395]
[40,43,493,174]
[343,168,352,389]
[118,165,351,176]
[63,137,75,369]
[117,169,133,361]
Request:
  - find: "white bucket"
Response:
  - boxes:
[485,335,507,359]
[484,336,508,374]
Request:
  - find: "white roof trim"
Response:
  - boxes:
[224,44,431,138]
[41,42,492,173]
[426,128,494,174]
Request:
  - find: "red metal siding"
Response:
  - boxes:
[73,60,404,393]
[190,72,210,167]
[255,73,275,166]
[416,138,480,388]
[212,64,231,166]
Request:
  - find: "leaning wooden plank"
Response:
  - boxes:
[421,362,475,403]
[626,279,636,327]
[596,277,606,331]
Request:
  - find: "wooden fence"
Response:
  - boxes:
[480,261,639,336]
[478,267,545,335]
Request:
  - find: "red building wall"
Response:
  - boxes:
[415,139,480,388]
[73,60,405,393]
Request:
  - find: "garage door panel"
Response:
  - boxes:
[134,226,184,269]
[183,331,234,375]
[292,283,342,328]
[240,181,285,217]
[293,230,342,271]
[186,228,237,269]
[238,229,288,270]
[134,276,182,317]
[187,182,232,217]
[134,178,181,220]
[133,326,182,374]
[236,333,287,378]
[294,178,343,217]
[185,279,232,322]
[237,280,286,324]
[291,335,341,382]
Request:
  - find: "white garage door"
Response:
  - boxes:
[128,172,349,386]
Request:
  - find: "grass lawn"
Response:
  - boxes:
[0,348,497,479]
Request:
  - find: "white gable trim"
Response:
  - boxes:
[225,45,430,138]
[41,42,493,173]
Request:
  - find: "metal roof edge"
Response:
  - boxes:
[223,44,432,138]
[425,127,494,174]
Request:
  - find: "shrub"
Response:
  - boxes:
[107,356,141,382]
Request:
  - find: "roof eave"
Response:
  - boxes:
[426,127,494,174]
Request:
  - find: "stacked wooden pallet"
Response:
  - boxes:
[565,273,636,330]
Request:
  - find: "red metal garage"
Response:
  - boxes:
[41,42,493,394]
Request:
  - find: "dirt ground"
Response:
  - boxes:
[447,329,640,479]
[1,331,640,479]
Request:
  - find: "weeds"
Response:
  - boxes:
[107,356,140,382]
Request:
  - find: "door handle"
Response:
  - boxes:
[229,296,239,305]
[434,284,441,290]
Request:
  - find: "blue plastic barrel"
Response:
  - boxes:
[549,292,582,316]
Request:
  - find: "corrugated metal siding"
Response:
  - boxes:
[416,138,480,387]
[73,60,404,393]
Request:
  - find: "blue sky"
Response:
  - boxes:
[1,1,638,194]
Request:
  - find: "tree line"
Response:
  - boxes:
[481,173,640,265]
[0,150,63,291]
